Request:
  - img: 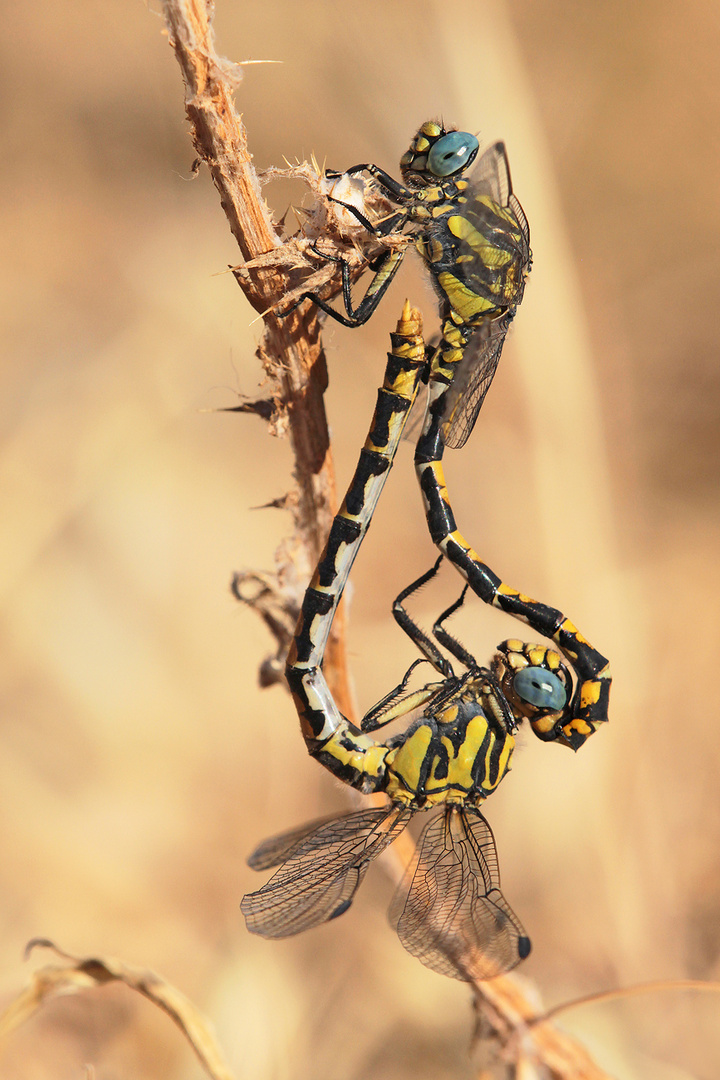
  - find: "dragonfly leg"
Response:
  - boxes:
[392,556,454,677]
[288,244,407,328]
[432,585,476,671]
[328,162,413,204]
[360,659,439,733]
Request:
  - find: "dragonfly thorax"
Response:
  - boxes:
[382,696,515,808]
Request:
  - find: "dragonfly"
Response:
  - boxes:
[296,120,531,454]
[244,545,576,980]
[293,123,610,747]
[242,304,588,981]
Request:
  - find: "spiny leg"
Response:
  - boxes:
[327,162,414,204]
[360,658,440,734]
[323,192,408,236]
[392,561,478,679]
[391,555,454,678]
[432,585,477,671]
[282,164,410,328]
[294,243,407,328]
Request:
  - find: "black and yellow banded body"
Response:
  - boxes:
[414,393,612,750]
[286,301,427,749]
[310,657,516,808]
[247,572,538,980]
[298,120,531,452]
[243,306,583,982]
[291,123,610,745]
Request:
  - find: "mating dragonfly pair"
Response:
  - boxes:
[241,123,611,982]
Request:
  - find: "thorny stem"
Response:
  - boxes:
[161,2,616,1077]
[163,0,352,711]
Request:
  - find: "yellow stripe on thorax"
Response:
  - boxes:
[384,723,433,801]
[447,214,514,268]
[436,272,498,320]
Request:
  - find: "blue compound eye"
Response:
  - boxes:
[514,667,567,711]
[427,131,479,177]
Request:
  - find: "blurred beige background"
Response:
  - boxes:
[1,1,719,1077]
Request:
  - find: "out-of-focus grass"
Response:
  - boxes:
[1,1,719,1077]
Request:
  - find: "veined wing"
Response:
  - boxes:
[451,143,530,313]
[468,141,512,205]
[242,805,412,939]
[247,815,342,871]
[450,196,529,306]
[466,141,530,251]
[389,805,530,982]
[509,192,530,253]
[440,314,512,450]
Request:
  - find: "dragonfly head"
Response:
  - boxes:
[400,121,479,188]
[492,640,572,742]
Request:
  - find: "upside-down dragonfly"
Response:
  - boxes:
[244,550,573,980]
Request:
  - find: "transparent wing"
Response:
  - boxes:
[451,142,530,307]
[242,805,412,938]
[246,815,341,871]
[440,314,512,450]
[389,806,530,982]
[467,142,530,251]
[509,192,530,251]
[469,141,512,205]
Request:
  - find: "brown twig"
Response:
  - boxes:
[472,977,616,1079]
[163,0,356,707]
[160,4,617,1077]
[163,0,402,708]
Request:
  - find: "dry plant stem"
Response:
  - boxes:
[0,941,236,1080]
[474,979,616,1079]
[163,0,352,713]
[161,5,615,1077]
